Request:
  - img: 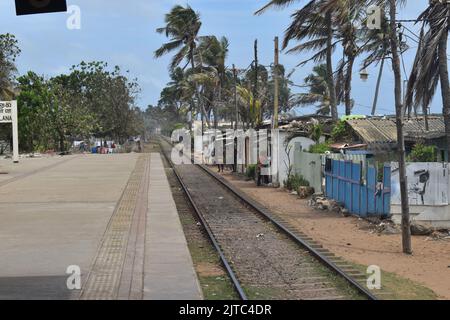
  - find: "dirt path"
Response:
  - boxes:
[220,172,450,300]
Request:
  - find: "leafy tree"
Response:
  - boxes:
[0,33,21,100]
[63,62,141,143]
[17,72,97,152]
[16,72,52,151]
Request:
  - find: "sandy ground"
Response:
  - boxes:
[220,171,450,300]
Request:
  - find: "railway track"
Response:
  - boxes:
[157,136,378,300]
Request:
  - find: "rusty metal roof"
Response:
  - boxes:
[346,116,445,145]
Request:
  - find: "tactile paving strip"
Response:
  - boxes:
[79,154,148,300]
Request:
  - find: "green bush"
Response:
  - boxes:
[284,174,310,191]
[246,164,257,179]
[331,120,352,141]
[311,124,323,142]
[408,143,436,162]
[309,142,330,154]
[173,123,187,130]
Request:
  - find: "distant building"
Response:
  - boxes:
[344,115,447,161]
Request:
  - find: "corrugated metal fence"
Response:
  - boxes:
[324,159,391,217]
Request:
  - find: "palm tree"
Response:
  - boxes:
[154,5,201,71]
[158,67,188,123]
[154,5,209,129]
[236,86,262,127]
[256,0,339,121]
[326,0,369,115]
[405,0,450,148]
[257,0,339,120]
[291,64,331,115]
[196,36,230,128]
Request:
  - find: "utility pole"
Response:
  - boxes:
[233,64,239,130]
[389,0,412,254]
[254,39,259,126]
[273,36,280,129]
[273,37,280,187]
[371,39,386,116]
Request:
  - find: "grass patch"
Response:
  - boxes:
[301,255,367,300]
[350,263,438,300]
[177,192,239,300]
[244,286,286,300]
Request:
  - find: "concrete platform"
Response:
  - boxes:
[0,152,202,300]
[0,153,139,299]
[143,153,202,300]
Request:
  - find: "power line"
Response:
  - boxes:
[401,25,421,40]
[390,15,450,23]
[354,102,393,114]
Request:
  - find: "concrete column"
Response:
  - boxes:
[12,101,19,163]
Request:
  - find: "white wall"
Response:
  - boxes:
[391,204,450,229]
[390,162,450,228]
[278,132,315,187]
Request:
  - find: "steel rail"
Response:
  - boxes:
[158,139,248,301]
[158,135,377,300]
[197,164,378,301]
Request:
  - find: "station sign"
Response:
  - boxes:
[0,101,14,123]
[0,101,19,163]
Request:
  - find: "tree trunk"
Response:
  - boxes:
[438,16,450,162]
[344,55,355,116]
[59,135,65,153]
[389,0,412,255]
[325,12,338,121]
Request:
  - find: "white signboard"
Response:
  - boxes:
[0,101,19,163]
[391,162,449,206]
[0,101,14,123]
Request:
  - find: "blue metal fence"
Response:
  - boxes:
[325,159,390,217]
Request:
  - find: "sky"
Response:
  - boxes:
[0,0,442,116]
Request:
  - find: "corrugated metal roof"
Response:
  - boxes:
[346,118,397,145]
[404,116,446,139]
[346,116,445,145]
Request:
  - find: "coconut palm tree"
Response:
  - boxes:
[154,5,202,71]
[196,36,230,128]
[291,64,331,115]
[236,86,262,127]
[154,5,210,129]
[256,0,339,120]
[325,0,370,115]
[405,0,450,146]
